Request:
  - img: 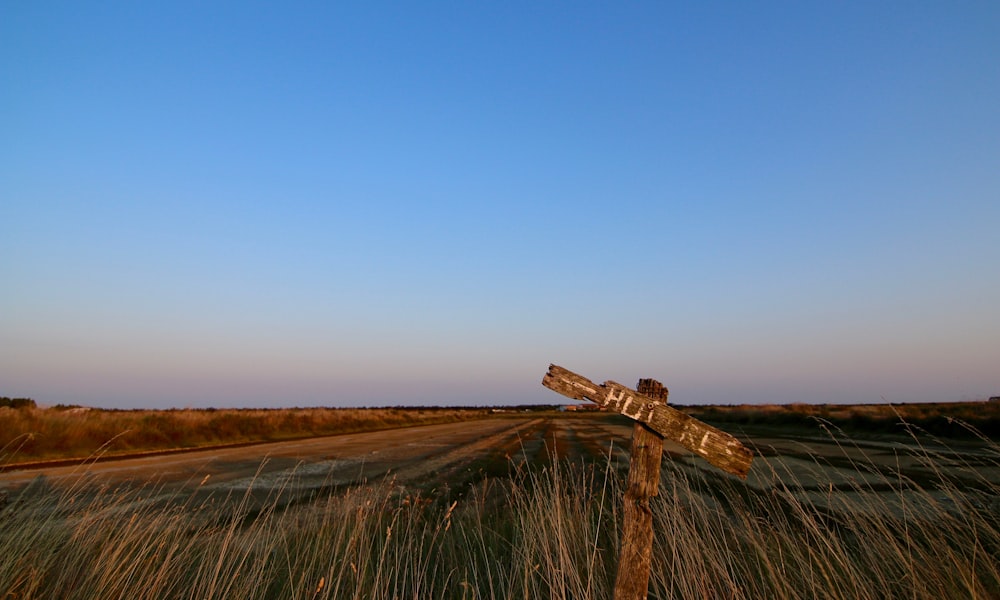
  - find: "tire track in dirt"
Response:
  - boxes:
[368,417,547,493]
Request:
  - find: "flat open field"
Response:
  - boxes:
[6,412,997,513]
[2,412,999,599]
[1,414,637,512]
[2,416,578,506]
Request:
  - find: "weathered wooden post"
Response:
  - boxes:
[542,365,753,600]
[616,379,668,599]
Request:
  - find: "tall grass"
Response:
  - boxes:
[1,429,998,598]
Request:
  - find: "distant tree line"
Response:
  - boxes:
[0,397,37,409]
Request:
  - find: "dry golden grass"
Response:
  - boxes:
[1,427,998,599]
[0,406,490,464]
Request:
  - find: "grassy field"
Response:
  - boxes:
[0,406,494,464]
[1,408,998,599]
[6,400,998,466]
[687,400,1000,439]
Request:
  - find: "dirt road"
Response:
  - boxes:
[0,415,644,504]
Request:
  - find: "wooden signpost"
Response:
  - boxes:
[542,364,754,600]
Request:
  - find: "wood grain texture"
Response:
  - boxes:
[543,364,753,479]
[614,419,664,599]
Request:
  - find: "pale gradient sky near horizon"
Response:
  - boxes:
[2,2,999,409]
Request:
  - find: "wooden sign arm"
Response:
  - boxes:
[543,364,753,479]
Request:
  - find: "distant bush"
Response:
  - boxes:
[0,397,36,410]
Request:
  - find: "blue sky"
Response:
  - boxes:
[3,2,999,408]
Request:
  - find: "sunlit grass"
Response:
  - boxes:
[1,426,998,599]
[0,407,492,464]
